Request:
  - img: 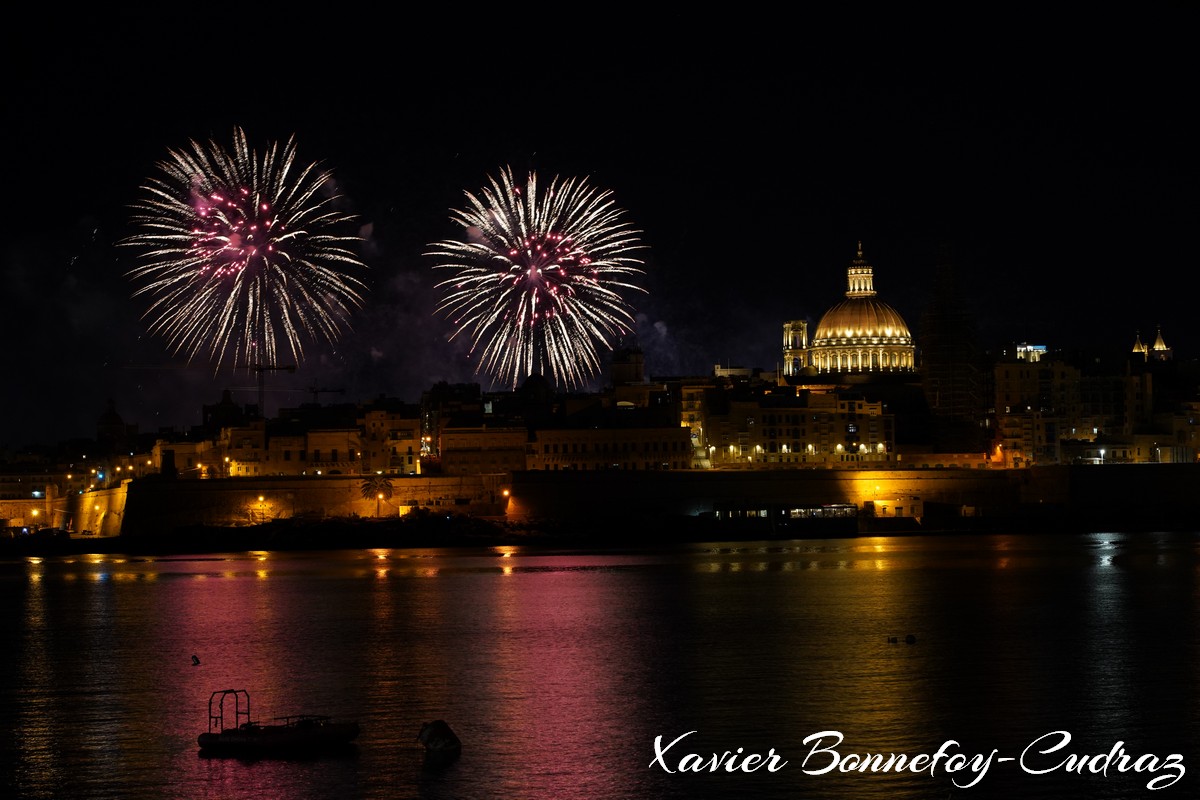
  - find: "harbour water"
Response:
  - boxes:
[1,531,1196,799]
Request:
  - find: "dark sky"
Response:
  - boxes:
[3,16,1197,449]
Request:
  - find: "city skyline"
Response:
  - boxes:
[4,18,1197,448]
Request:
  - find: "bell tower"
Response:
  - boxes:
[782,320,808,376]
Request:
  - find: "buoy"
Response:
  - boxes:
[191,654,201,666]
[905,635,917,645]
[887,636,898,644]
[418,720,462,766]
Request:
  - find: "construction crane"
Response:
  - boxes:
[121,361,298,419]
[236,363,296,418]
[308,385,346,404]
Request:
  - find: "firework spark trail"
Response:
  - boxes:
[427,166,646,390]
[123,127,369,371]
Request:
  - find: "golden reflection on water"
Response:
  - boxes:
[17,558,57,793]
[689,539,914,572]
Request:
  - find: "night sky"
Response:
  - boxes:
[4,16,1197,449]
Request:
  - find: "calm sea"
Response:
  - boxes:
[1,532,1196,799]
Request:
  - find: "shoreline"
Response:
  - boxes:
[4,510,1197,560]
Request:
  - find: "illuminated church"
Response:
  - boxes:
[1131,325,1172,362]
[782,243,916,377]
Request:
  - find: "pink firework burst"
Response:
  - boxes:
[427,166,647,390]
[123,127,368,371]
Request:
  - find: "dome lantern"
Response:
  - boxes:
[846,241,877,298]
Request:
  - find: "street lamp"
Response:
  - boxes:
[1099,448,1105,465]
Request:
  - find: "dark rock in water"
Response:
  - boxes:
[418,719,461,765]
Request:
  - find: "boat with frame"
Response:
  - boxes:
[198,688,360,755]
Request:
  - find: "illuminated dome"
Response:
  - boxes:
[809,243,915,374]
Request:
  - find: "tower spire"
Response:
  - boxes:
[1132,330,1147,358]
[1153,324,1169,352]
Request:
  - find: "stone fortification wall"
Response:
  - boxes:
[60,464,1200,539]
[505,468,1021,522]
[507,464,1200,532]
[71,484,129,537]
[83,474,508,538]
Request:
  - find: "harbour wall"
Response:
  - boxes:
[44,463,1200,540]
[505,464,1200,533]
[70,474,510,539]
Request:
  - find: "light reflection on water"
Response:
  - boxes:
[0,532,1197,799]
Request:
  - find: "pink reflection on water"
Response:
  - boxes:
[458,554,650,798]
[90,552,367,797]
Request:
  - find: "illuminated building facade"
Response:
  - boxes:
[527,425,694,471]
[704,390,895,468]
[678,380,712,465]
[439,425,528,475]
[173,417,370,478]
[359,402,423,475]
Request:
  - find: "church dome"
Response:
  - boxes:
[809,243,915,374]
[812,297,912,343]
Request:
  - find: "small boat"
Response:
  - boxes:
[198,689,360,755]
